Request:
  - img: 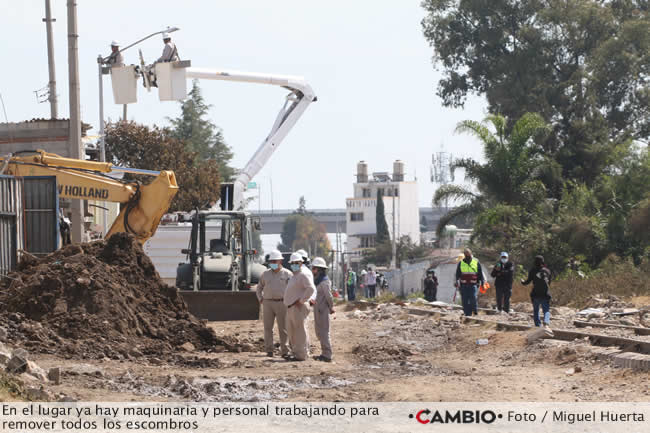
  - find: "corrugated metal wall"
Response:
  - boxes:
[23,176,58,255]
[0,175,24,279]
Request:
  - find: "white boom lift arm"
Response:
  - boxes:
[183,67,317,210]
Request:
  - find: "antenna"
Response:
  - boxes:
[34,85,51,104]
[430,142,454,212]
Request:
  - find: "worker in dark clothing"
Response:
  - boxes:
[423,270,438,302]
[491,251,514,313]
[521,255,552,327]
[455,248,484,316]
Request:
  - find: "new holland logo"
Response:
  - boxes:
[409,409,501,424]
[58,184,110,199]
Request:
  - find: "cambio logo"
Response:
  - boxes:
[409,409,501,425]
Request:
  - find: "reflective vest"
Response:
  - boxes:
[459,258,479,284]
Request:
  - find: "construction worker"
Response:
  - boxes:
[423,270,438,302]
[366,267,377,298]
[491,252,514,313]
[296,249,311,268]
[311,257,334,362]
[296,249,316,306]
[256,250,292,358]
[521,255,552,327]
[156,33,179,63]
[360,269,368,298]
[346,268,357,301]
[106,40,124,67]
[455,248,484,316]
[283,252,316,361]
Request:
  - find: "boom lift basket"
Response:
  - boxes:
[156,61,188,101]
[110,66,138,104]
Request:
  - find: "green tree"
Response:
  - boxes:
[168,80,235,181]
[104,121,220,212]
[278,215,299,252]
[278,198,331,256]
[421,0,650,186]
[434,113,551,234]
[376,190,390,243]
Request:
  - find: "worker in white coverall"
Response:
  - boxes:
[283,252,316,361]
[256,250,292,358]
[311,257,334,362]
[156,33,179,63]
[106,40,124,67]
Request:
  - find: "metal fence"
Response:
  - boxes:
[0,175,24,279]
[23,176,58,256]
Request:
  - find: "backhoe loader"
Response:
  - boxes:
[0,150,178,244]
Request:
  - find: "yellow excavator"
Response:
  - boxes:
[0,150,178,244]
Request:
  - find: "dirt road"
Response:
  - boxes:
[27,301,650,402]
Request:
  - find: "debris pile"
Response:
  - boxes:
[352,342,414,363]
[0,233,251,360]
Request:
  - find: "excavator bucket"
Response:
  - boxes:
[180,290,260,321]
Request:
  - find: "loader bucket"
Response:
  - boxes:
[180,290,260,321]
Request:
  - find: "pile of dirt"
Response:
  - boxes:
[0,233,252,360]
[351,342,414,363]
[584,294,634,310]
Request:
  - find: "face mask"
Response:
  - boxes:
[500,258,507,263]
[291,264,301,272]
[269,263,279,270]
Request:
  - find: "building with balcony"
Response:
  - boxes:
[345,160,420,266]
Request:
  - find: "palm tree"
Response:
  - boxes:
[434,113,551,235]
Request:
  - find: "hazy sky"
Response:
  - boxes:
[1,0,487,210]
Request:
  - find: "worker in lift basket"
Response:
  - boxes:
[455,248,484,316]
[106,40,124,67]
[256,250,292,359]
[283,252,316,361]
[156,33,179,63]
[310,257,334,362]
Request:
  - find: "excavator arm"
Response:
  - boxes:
[1,150,178,244]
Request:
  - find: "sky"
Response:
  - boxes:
[0,0,487,211]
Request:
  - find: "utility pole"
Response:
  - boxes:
[67,0,84,243]
[43,0,58,119]
[391,194,396,269]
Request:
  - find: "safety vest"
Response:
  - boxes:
[459,258,479,284]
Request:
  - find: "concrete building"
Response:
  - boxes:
[0,119,71,156]
[345,160,420,266]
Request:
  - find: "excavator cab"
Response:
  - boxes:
[176,210,265,321]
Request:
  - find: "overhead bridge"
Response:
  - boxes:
[252,208,451,235]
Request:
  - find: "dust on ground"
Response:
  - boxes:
[7,299,647,402]
[1,239,648,402]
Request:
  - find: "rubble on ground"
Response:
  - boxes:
[0,233,258,360]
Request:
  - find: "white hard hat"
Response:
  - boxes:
[289,252,304,263]
[312,257,327,269]
[500,251,509,258]
[360,270,367,275]
[162,33,170,40]
[296,249,308,258]
[268,250,283,261]
[111,40,120,46]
